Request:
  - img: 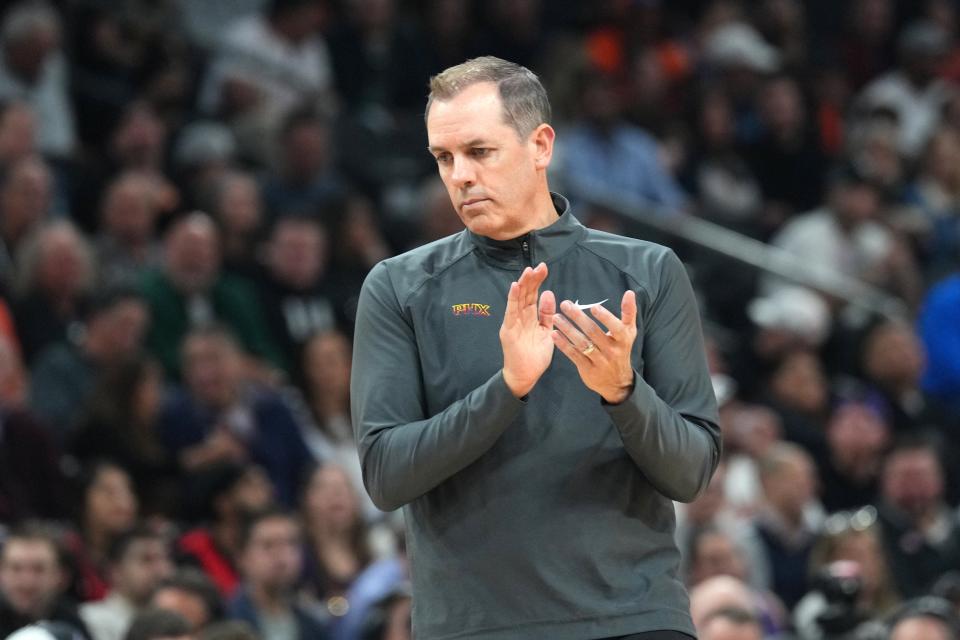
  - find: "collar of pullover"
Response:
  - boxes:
[467,192,587,269]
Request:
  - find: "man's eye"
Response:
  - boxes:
[435,154,452,164]
[471,148,489,158]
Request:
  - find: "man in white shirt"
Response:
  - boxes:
[80,527,174,640]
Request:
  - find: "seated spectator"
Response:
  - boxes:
[877,437,960,599]
[79,527,174,640]
[13,220,94,365]
[697,607,763,640]
[151,570,224,635]
[301,464,399,626]
[65,463,139,603]
[29,287,149,443]
[198,0,334,164]
[688,575,780,637]
[0,156,53,288]
[752,443,821,610]
[854,20,953,160]
[260,107,344,220]
[0,101,36,171]
[0,333,67,521]
[257,218,340,376]
[292,331,373,517]
[123,608,191,640]
[794,505,900,637]
[205,172,263,281]
[763,165,922,309]
[140,212,281,378]
[898,127,960,282]
[94,173,164,289]
[553,69,688,215]
[159,326,312,506]
[0,2,75,159]
[69,356,176,518]
[888,597,960,640]
[176,463,274,599]
[817,390,892,512]
[762,348,831,452]
[227,508,328,640]
[0,523,90,638]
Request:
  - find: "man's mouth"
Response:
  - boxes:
[462,197,489,207]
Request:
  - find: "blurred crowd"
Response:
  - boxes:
[0,0,959,639]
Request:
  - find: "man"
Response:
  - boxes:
[877,437,960,599]
[159,327,311,507]
[123,609,192,640]
[697,608,763,640]
[351,57,720,639]
[0,524,89,638]
[80,528,174,640]
[140,212,281,378]
[150,570,223,634]
[29,286,149,441]
[226,508,327,640]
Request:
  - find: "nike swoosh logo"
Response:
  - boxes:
[573,299,608,310]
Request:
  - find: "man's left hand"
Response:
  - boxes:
[552,290,638,404]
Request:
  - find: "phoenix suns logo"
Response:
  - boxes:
[451,303,492,317]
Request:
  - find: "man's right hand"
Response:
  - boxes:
[500,262,555,398]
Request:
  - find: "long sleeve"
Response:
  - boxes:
[603,249,720,503]
[350,262,526,511]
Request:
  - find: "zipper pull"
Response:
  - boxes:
[520,236,531,265]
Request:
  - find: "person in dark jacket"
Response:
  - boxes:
[351,56,720,640]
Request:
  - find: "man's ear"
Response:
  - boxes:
[530,124,555,170]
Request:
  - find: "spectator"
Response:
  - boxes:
[150,570,224,635]
[176,463,274,600]
[95,173,164,289]
[697,607,763,640]
[746,74,827,227]
[140,212,281,378]
[0,523,90,638]
[66,463,139,603]
[854,20,954,160]
[29,287,149,443]
[888,597,960,640]
[123,609,191,640]
[762,349,831,452]
[817,393,892,512]
[198,0,334,164]
[763,165,921,308]
[752,443,821,610]
[553,69,688,215]
[300,464,388,620]
[0,101,36,169]
[158,326,312,506]
[0,333,67,521]
[79,527,174,640]
[898,127,960,282]
[795,505,900,635]
[0,2,75,159]
[69,356,176,518]
[260,108,343,221]
[0,155,53,293]
[205,172,263,281]
[877,437,960,598]
[258,218,339,376]
[293,331,368,513]
[407,176,463,248]
[226,508,327,640]
[13,220,95,365]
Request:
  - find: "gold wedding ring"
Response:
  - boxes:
[581,343,597,356]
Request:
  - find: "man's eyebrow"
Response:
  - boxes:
[427,139,491,153]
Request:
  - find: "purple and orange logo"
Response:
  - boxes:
[451,303,492,317]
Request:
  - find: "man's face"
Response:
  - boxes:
[241,517,302,594]
[267,222,325,289]
[183,336,237,407]
[882,449,943,520]
[152,587,210,632]
[165,221,220,294]
[0,539,62,618]
[427,82,551,241]
[113,538,174,605]
[91,299,150,360]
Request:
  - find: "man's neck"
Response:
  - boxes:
[249,582,292,616]
[501,188,559,240]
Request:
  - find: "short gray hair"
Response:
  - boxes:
[426,56,551,138]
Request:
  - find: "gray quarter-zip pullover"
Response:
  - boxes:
[351,193,720,639]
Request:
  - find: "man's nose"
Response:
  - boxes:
[449,156,475,187]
